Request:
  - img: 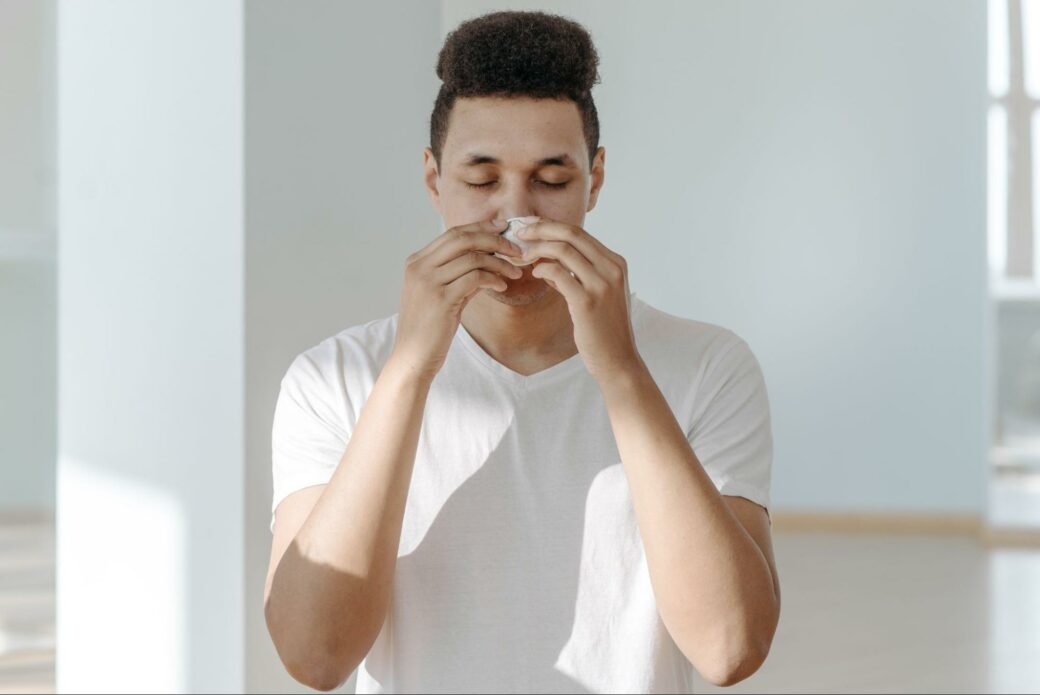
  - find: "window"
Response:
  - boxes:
[989,0,1040,525]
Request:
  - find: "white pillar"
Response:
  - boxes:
[56,1,244,692]
[242,0,442,689]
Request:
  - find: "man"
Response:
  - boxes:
[264,10,780,694]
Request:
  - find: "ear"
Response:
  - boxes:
[586,146,605,213]
[423,147,442,214]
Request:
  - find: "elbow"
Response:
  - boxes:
[286,662,350,693]
[274,632,361,693]
[703,645,767,687]
[696,594,781,687]
[682,615,776,688]
[699,630,774,688]
[265,598,368,692]
[294,666,351,693]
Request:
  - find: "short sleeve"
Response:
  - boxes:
[270,350,351,533]
[686,335,773,524]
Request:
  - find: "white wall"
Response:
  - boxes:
[56,2,244,691]
[244,2,441,692]
[0,0,56,513]
[442,0,988,516]
[45,1,988,691]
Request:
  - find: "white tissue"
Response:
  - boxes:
[496,216,539,266]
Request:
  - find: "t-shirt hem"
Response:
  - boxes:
[716,480,772,526]
[270,476,335,533]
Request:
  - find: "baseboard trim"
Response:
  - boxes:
[0,508,54,524]
[772,511,982,535]
[978,526,1040,547]
[773,511,1040,546]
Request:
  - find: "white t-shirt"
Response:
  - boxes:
[270,291,773,694]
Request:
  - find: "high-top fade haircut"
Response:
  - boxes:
[429,10,602,171]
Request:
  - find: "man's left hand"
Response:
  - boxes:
[518,219,642,381]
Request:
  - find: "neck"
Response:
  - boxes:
[460,290,576,365]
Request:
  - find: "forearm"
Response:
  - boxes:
[267,354,433,681]
[597,360,778,681]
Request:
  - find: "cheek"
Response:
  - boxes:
[538,191,587,222]
[439,199,492,228]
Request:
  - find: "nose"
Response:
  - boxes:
[490,179,538,225]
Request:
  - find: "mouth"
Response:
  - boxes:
[503,265,530,284]
[501,259,551,285]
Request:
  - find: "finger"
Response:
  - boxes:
[426,222,524,268]
[411,218,511,261]
[523,240,604,291]
[520,220,621,275]
[531,260,584,302]
[408,218,488,261]
[434,250,524,286]
[445,268,509,303]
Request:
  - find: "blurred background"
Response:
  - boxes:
[1,0,1037,692]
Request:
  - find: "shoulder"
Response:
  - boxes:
[633,295,752,373]
[282,312,400,390]
[631,296,769,423]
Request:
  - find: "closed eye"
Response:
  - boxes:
[465,180,569,190]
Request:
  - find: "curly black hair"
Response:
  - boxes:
[429,10,601,171]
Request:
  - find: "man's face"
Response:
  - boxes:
[423,96,605,306]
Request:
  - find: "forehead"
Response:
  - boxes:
[442,96,585,167]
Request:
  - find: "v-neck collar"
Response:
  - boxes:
[454,291,645,391]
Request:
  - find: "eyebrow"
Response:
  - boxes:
[462,152,576,168]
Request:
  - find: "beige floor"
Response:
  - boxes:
[0,517,54,695]
[2,521,1038,694]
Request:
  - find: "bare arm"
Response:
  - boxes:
[264,356,433,692]
[263,219,523,691]
[597,364,780,688]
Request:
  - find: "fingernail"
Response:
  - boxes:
[517,227,530,238]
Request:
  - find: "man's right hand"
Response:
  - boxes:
[390,218,525,380]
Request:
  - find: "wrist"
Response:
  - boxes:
[382,352,438,389]
[595,357,652,394]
